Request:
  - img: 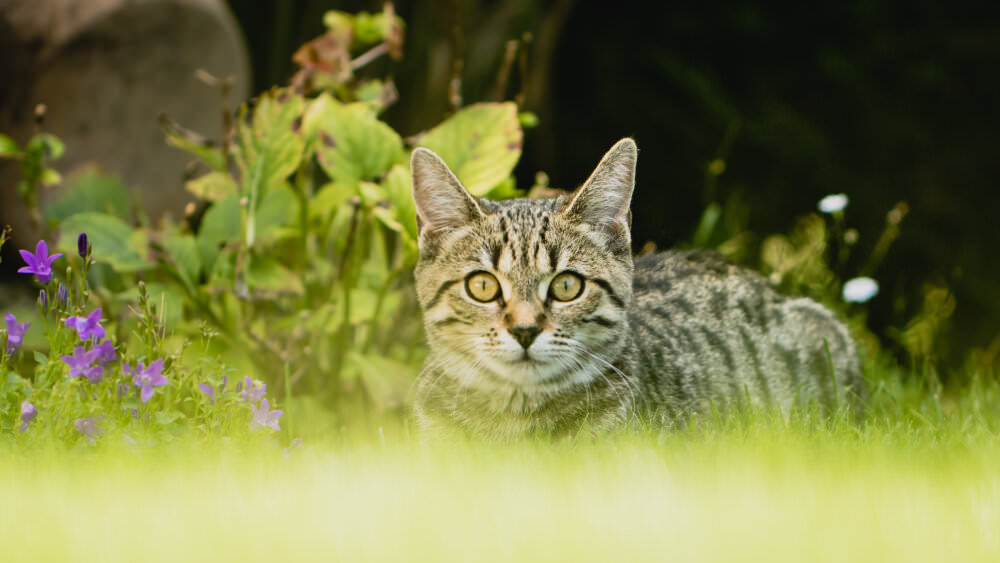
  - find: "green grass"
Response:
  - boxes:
[4,364,1000,562]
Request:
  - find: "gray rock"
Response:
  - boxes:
[0,0,250,244]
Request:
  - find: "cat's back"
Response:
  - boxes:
[627,250,865,418]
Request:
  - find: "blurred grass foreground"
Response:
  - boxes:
[4,417,1000,562]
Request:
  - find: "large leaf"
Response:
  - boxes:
[307,93,404,186]
[163,228,202,289]
[246,256,304,296]
[58,213,152,272]
[234,88,306,211]
[197,194,240,274]
[381,165,417,241]
[185,171,237,202]
[417,102,522,196]
[45,168,131,222]
[255,184,298,244]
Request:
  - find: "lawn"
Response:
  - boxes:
[4,368,1000,563]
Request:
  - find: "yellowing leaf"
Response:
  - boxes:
[418,102,522,196]
[307,94,404,186]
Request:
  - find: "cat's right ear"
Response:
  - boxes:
[411,148,484,239]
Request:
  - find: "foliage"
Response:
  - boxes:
[0,6,536,444]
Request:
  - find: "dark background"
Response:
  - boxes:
[229,0,1000,366]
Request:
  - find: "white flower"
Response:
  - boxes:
[818,193,849,214]
[842,277,879,303]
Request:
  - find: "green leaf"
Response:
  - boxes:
[58,213,152,272]
[33,352,48,366]
[307,93,404,187]
[40,168,61,187]
[197,194,240,274]
[381,165,417,241]
[154,411,182,425]
[255,184,297,244]
[163,229,202,288]
[234,88,306,202]
[246,256,304,295]
[309,183,356,223]
[45,168,130,223]
[0,133,20,158]
[26,133,65,161]
[160,115,226,171]
[186,171,237,201]
[418,102,523,196]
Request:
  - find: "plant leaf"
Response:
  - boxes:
[44,168,131,222]
[0,134,20,158]
[186,171,237,201]
[234,88,306,202]
[58,213,152,272]
[417,102,522,196]
[307,94,404,187]
[197,194,241,274]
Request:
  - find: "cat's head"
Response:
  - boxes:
[411,139,637,393]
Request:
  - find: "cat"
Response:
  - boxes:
[409,138,866,440]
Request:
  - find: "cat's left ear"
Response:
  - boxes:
[562,138,637,239]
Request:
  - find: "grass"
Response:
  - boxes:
[4,362,1000,562]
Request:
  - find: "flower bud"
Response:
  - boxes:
[77,232,89,258]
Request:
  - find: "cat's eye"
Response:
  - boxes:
[466,272,501,302]
[549,271,584,302]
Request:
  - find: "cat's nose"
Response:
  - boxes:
[509,325,541,349]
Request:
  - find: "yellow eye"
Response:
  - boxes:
[466,272,500,302]
[550,271,584,301]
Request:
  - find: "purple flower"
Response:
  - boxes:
[241,376,266,403]
[38,289,48,309]
[17,240,63,284]
[198,383,215,404]
[74,415,105,438]
[77,232,89,258]
[5,312,29,355]
[94,339,116,365]
[57,284,69,306]
[65,308,106,341]
[250,398,283,432]
[127,359,167,403]
[62,345,104,383]
[19,400,37,433]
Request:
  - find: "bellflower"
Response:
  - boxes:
[198,383,215,404]
[241,376,267,403]
[250,398,283,432]
[62,345,104,383]
[94,339,116,365]
[77,232,90,258]
[65,308,106,341]
[57,284,69,307]
[75,415,105,439]
[5,312,29,354]
[17,240,63,284]
[127,359,167,403]
[19,400,37,433]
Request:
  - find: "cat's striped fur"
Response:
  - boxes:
[409,139,866,440]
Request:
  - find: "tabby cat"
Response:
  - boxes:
[409,139,865,440]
